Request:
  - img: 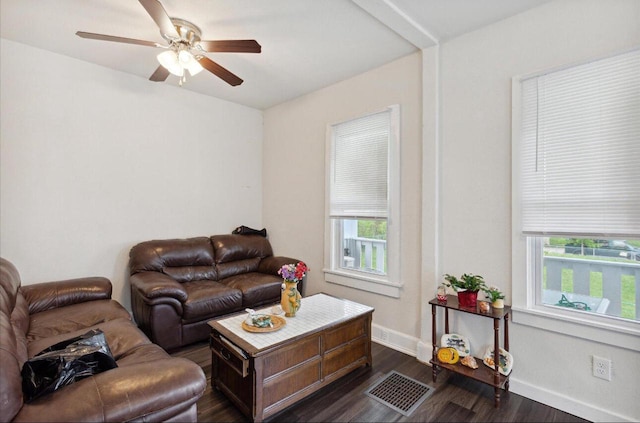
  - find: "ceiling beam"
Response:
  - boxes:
[352,0,438,49]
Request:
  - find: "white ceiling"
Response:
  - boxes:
[0,0,549,110]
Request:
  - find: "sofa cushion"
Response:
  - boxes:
[21,278,112,315]
[26,299,131,345]
[162,265,217,283]
[211,234,273,264]
[129,237,216,277]
[216,257,261,280]
[181,281,242,322]
[27,318,151,360]
[115,343,171,367]
[221,272,283,307]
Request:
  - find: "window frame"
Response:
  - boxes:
[511,52,640,352]
[323,105,402,298]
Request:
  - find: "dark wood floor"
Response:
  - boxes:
[171,341,589,422]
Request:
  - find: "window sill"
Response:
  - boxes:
[512,304,640,352]
[323,269,402,298]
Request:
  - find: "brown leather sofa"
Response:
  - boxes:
[129,234,302,351]
[0,257,206,422]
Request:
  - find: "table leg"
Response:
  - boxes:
[504,312,510,391]
[431,304,438,382]
[493,318,501,407]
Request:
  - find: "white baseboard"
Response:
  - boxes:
[416,340,432,364]
[509,378,635,422]
[371,325,632,422]
[371,323,419,357]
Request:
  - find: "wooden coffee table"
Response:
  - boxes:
[208,293,374,422]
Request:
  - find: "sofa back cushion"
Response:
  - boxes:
[129,237,217,283]
[211,235,273,279]
[1,258,30,422]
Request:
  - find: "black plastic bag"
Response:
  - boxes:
[232,225,267,237]
[21,329,117,402]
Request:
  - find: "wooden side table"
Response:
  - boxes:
[429,295,511,408]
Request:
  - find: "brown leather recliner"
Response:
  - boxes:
[0,257,206,423]
[129,234,303,351]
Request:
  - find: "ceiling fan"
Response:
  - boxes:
[76,0,261,86]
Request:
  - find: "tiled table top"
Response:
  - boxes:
[210,293,374,351]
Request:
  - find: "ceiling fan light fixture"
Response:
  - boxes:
[187,60,204,76]
[178,49,193,64]
[178,49,203,76]
[157,50,183,77]
[186,61,204,76]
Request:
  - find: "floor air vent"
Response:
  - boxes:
[364,370,434,416]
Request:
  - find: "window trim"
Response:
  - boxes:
[511,70,640,353]
[323,105,402,298]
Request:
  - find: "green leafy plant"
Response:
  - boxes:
[443,273,486,292]
[482,285,505,302]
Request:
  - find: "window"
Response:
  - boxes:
[514,47,640,337]
[324,105,401,298]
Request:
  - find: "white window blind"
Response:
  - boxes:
[329,110,390,219]
[520,48,640,237]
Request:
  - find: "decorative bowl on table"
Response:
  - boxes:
[251,314,273,328]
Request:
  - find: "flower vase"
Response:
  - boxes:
[436,284,447,302]
[457,290,478,308]
[281,280,302,317]
[492,298,504,309]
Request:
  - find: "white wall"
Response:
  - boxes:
[0,39,263,309]
[431,1,640,421]
[263,52,423,353]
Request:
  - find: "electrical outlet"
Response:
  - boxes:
[593,355,612,381]
[380,329,389,342]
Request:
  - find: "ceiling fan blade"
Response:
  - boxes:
[198,56,243,86]
[76,31,163,47]
[138,0,179,39]
[149,65,170,82]
[198,40,261,53]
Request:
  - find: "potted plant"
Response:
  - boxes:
[443,273,486,308]
[482,285,505,309]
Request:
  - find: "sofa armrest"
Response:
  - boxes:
[21,277,113,315]
[258,256,301,276]
[14,357,206,422]
[130,271,188,303]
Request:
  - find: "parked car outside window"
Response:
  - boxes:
[564,240,640,261]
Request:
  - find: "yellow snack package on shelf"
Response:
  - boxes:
[437,347,460,364]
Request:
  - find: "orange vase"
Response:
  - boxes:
[281,280,302,317]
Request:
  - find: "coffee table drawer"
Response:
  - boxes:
[211,333,249,377]
[263,358,322,409]
[262,334,321,378]
[323,336,368,379]
[325,318,367,351]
